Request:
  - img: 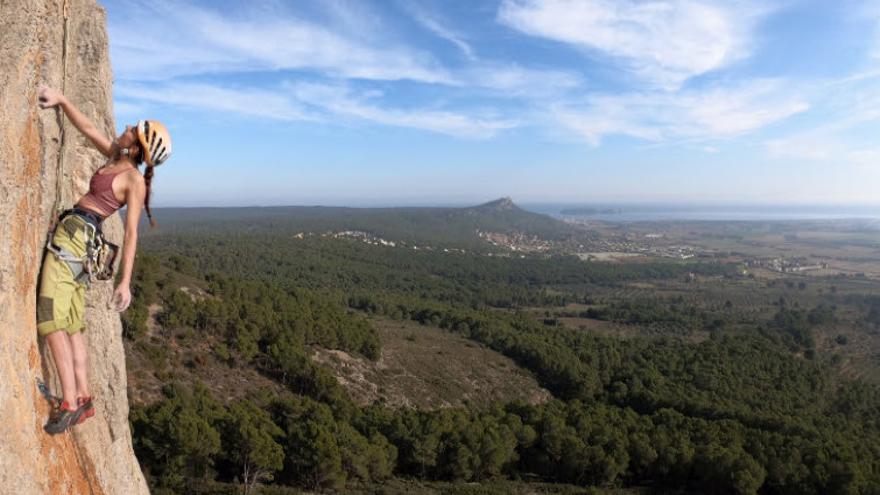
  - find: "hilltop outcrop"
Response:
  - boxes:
[0,1,149,493]
[476,197,519,211]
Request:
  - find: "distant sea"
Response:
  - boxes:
[521,204,880,222]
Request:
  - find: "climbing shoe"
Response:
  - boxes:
[75,396,95,425]
[44,400,85,435]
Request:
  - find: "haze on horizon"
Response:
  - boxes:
[105,0,880,208]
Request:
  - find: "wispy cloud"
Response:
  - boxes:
[553,79,808,146]
[116,83,313,122]
[763,70,880,167]
[290,83,518,138]
[498,0,769,90]
[403,2,476,60]
[464,63,582,98]
[109,1,450,83]
[107,0,874,153]
[109,1,580,114]
[767,134,880,169]
[118,81,516,139]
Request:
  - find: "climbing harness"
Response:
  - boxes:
[45,209,119,286]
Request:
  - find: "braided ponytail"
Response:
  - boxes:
[144,164,156,228]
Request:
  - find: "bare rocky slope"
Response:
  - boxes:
[0,1,149,493]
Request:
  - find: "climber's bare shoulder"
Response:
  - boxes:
[121,172,145,230]
[122,169,146,206]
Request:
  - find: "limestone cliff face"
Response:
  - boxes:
[0,1,149,493]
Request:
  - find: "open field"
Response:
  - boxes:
[311,317,552,409]
[582,219,880,278]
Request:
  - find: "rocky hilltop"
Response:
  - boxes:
[474,196,519,211]
[0,1,149,493]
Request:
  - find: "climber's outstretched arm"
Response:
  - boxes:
[38,84,113,158]
[111,174,146,312]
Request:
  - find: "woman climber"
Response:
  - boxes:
[36,84,172,434]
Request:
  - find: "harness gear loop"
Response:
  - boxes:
[45,215,119,286]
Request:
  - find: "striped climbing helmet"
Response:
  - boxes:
[136,120,172,167]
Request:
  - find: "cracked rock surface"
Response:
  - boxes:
[0,1,149,493]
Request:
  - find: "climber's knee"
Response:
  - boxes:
[66,323,85,336]
[37,296,84,337]
[39,322,84,338]
[67,284,86,336]
[37,295,68,336]
[38,322,64,337]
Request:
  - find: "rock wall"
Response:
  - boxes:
[0,1,150,493]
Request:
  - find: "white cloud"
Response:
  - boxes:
[287,83,518,138]
[765,135,837,161]
[498,0,768,89]
[117,81,516,139]
[767,136,880,169]
[116,83,313,122]
[404,2,476,60]
[465,63,582,97]
[109,2,581,100]
[764,71,880,166]
[553,79,807,146]
[109,1,450,83]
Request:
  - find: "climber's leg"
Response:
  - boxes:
[37,215,89,408]
[44,330,78,405]
[69,328,95,424]
[37,217,87,339]
[69,332,89,398]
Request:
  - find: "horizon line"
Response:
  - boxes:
[141,200,880,210]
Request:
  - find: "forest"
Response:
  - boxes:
[124,210,880,494]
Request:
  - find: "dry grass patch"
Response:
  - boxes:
[311,317,552,409]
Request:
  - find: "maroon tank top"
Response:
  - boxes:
[81,168,125,215]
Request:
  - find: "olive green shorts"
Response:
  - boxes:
[37,215,90,337]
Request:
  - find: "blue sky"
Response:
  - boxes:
[105,0,880,207]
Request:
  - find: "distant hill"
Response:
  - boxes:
[474,197,518,211]
[450,197,577,240]
[143,198,580,249]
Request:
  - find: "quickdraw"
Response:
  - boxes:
[36,377,62,410]
[83,222,119,281]
[45,216,119,286]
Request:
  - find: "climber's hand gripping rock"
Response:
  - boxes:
[37,84,64,108]
[37,83,113,157]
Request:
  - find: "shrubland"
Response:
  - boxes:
[126,218,880,494]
